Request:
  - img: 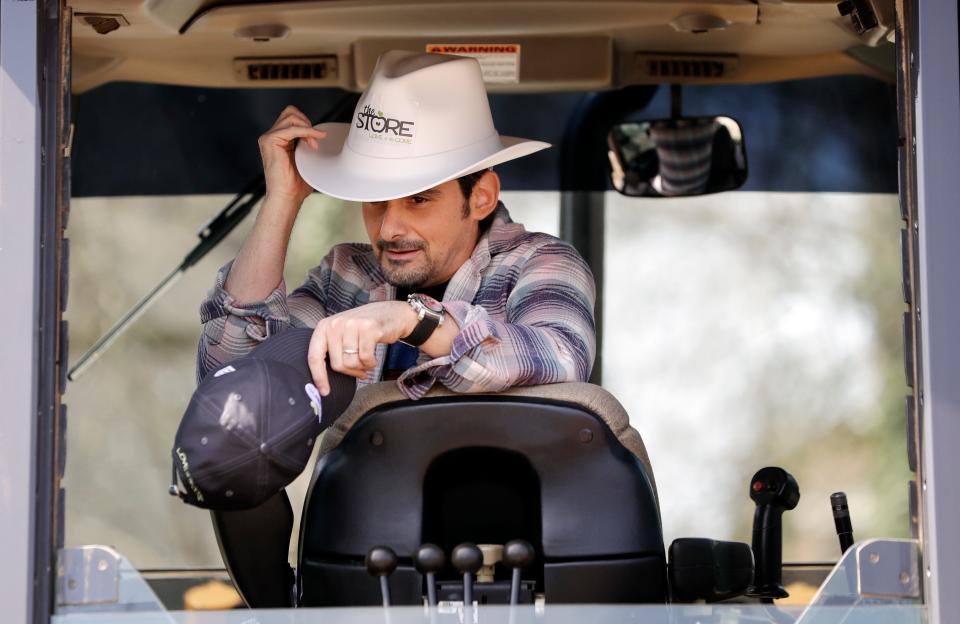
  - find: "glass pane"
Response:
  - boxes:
[64,193,366,568]
[52,604,928,623]
[64,190,559,570]
[603,191,909,563]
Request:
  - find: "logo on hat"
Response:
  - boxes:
[355,104,416,144]
[213,365,236,378]
[304,383,323,423]
[175,447,205,503]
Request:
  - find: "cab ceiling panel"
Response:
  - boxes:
[70,0,883,93]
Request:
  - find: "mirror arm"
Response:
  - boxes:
[671,84,683,118]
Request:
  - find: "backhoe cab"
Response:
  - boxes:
[2,1,958,623]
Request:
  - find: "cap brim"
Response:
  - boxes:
[295,123,550,202]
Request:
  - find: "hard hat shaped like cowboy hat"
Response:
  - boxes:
[295,50,550,202]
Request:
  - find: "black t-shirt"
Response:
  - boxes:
[381,281,449,381]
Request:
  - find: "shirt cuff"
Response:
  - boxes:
[395,302,501,399]
[199,260,290,340]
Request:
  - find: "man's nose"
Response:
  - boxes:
[377,201,409,240]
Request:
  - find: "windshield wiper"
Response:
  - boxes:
[68,94,358,382]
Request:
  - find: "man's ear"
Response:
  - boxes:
[468,171,501,222]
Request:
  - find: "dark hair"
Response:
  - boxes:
[457,169,494,227]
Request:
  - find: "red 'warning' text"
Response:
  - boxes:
[426,44,520,54]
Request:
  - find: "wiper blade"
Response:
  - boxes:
[68,94,357,381]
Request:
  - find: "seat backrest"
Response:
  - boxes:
[317,381,657,496]
[298,382,665,606]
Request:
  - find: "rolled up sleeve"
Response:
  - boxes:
[196,260,295,380]
[397,242,596,399]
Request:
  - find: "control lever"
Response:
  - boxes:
[451,543,484,607]
[746,467,800,600]
[365,546,398,607]
[830,492,855,554]
[414,543,445,607]
[477,544,504,583]
[503,540,535,606]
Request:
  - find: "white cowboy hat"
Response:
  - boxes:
[295,50,550,202]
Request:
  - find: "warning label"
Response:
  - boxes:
[426,43,521,84]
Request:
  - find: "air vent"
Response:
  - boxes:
[634,54,739,81]
[234,56,338,83]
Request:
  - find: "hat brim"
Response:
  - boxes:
[295,123,550,202]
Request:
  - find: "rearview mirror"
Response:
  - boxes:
[607,116,747,197]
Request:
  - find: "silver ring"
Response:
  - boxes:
[342,348,359,355]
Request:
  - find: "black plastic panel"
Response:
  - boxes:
[668,538,753,602]
[299,560,421,607]
[544,556,667,603]
[437,579,535,605]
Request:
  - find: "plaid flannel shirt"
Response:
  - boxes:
[197,203,596,399]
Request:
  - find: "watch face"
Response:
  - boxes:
[413,294,444,314]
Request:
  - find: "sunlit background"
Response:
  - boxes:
[64,75,907,570]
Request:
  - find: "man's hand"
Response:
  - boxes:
[259,105,327,204]
[308,301,417,394]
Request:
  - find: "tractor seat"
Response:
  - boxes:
[297,382,665,607]
[318,381,656,495]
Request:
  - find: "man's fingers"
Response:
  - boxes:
[307,328,330,396]
[358,331,377,370]
[341,321,361,367]
[264,126,326,144]
[274,105,308,126]
[327,327,345,382]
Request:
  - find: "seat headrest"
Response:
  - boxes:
[318,382,656,496]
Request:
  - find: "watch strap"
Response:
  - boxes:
[400,295,444,347]
[400,313,440,347]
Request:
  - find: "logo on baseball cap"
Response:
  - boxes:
[170,328,356,510]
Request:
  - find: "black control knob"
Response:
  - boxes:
[414,543,445,606]
[415,543,446,573]
[451,543,483,607]
[747,467,800,600]
[365,546,398,607]
[451,543,484,574]
[503,540,535,569]
[503,540,535,605]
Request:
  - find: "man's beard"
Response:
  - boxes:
[376,239,434,288]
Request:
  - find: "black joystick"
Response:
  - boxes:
[414,543,446,607]
[503,540,535,606]
[365,546,398,607]
[747,467,800,600]
[451,543,484,608]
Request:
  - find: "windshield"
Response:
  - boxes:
[63,74,905,605]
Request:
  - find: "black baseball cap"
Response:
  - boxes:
[171,327,356,510]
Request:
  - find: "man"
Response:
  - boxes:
[197,50,596,399]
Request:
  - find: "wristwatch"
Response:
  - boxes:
[399,293,445,347]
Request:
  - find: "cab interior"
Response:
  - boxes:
[62,0,906,614]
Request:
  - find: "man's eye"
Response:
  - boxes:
[411,195,429,204]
